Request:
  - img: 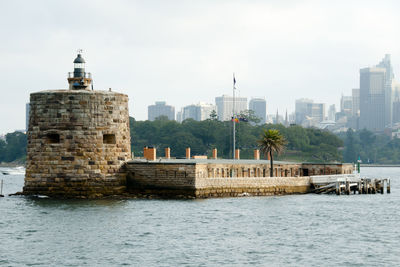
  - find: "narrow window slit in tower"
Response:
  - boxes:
[46,133,60,144]
[103,134,116,144]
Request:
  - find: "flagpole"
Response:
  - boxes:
[233,73,236,159]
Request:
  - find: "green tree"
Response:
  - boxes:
[238,109,261,124]
[343,128,357,163]
[257,129,287,177]
[209,110,218,121]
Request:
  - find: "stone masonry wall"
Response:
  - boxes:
[194,176,311,198]
[24,89,131,198]
[124,162,197,196]
[124,161,313,197]
[301,163,354,176]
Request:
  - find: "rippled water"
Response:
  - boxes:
[0,167,399,266]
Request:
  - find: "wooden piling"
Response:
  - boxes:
[0,179,3,197]
[387,179,391,194]
[336,181,340,195]
[345,181,350,195]
[372,180,376,194]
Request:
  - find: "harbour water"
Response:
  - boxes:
[0,167,399,266]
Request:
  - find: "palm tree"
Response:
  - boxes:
[257,129,287,177]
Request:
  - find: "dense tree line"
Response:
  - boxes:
[0,131,27,163]
[4,119,400,164]
[130,117,343,162]
[340,128,400,164]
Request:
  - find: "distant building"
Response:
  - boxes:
[148,101,175,121]
[359,67,386,131]
[392,101,400,124]
[295,98,313,124]
[340,95,353,116]
[376,54,394,126]
[328,104,336,121]
[392,83,400,124]
[176,111,182,123]
[26,103,30,131]
[352,88,360,117]
[182,103,216,121]
[249,98,267,124]
[305,103,325,125]
[295,99,325,127]
[215,95,247,121]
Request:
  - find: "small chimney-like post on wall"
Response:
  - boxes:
[254,149,260,160]
[186,147,191,159]
[144,146,156,161]
[212,148,217,159]
[235,149,240,160]
[165,147,170,159]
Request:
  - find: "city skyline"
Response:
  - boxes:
[2,1,400,133]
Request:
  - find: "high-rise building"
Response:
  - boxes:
[26,103,30,131]
[295,99,325,125]
[176,111,182,123]
[359,67,386,131]
[306,103,325,123]
[377,54,394,126]
[249,98,267,124]
[148,101,175,121]
[215,95,247,121]
[182,103,216,121]
[295,98,313,124]
[391,82,400,124]
[328,104,336,121]
[340,95,353,116]
[352,88,360,117]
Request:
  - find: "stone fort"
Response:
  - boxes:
[23,53,353,198]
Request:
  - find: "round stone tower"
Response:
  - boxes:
[24,53,131,198]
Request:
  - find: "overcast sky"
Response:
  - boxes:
[1,0,399,134]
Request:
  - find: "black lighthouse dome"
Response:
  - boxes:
[73,54,86,64]
[73,53,86,78]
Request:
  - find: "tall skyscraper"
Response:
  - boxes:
[182,103,216,121]
[328,104,336,121]
[376,54,394,126]
[176,111,182,123]
[249,97,267,124]
[148,101,175,121]
[391,82,400,124]
[306,103,325,123]
[340,95,353,116]
[215,95,247,121]
[295,98,313,124]
[359,67,386,131]
[352,88,360,117]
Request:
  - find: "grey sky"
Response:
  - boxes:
[1,0,399,134]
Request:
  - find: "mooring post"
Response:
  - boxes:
[0,179,3,197]
[387,179,391,194]
[373,180,376,194]
[368,179,372,194]
[361,179,364,194]
[345,181,350,195]
[336,181,340,195]
[363,179,367,194]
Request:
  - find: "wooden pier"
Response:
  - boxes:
[311,175,391,195]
